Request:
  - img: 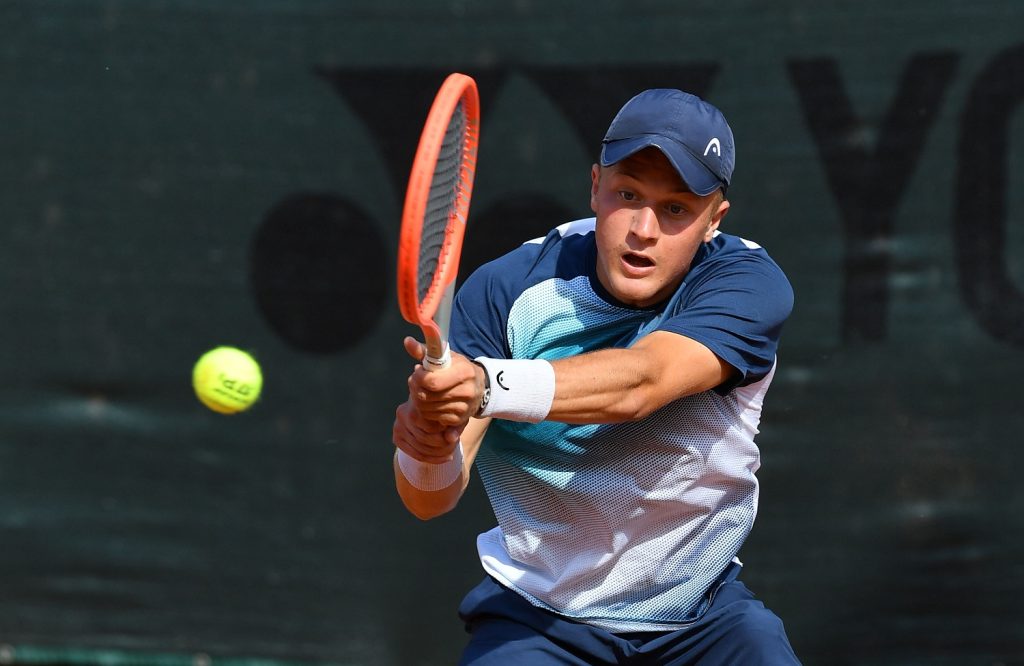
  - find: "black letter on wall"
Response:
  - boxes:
[955,43,1024,348]
[788,53,959,342]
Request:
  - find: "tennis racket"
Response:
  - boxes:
[396,73,480,371]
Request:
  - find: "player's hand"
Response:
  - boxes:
[404,336,485,428]
[393,400,461,464]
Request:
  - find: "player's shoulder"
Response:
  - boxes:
[520,217,596,257]
[692,231,793,300]
[705,230,770,256]
[700,231,787,275]
[472,217,596,284]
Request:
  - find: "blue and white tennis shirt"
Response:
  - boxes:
[449,218,794,632]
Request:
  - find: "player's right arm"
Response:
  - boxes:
[392,406,490,521]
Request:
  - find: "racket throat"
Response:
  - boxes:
[423,282,455,370]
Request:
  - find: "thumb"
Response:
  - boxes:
[403,336,426,361]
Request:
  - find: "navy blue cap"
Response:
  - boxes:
[600,89,735,196]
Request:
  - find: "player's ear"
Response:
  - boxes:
[590,164,601,213]
[704,195,729,242]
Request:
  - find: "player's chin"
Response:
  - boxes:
[608,276,665,308]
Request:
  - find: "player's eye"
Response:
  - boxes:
[667,203,688,216]
[618,190,638,202]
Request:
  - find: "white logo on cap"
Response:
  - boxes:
[703,138,721,157]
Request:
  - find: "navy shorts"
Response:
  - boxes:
[457,563,801,665]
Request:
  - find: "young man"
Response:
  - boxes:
[392,89,800,665]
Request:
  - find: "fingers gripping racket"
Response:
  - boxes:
[397,73,480,371]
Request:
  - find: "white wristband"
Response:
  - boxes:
[396,442,464,491]
[473,357,555,423]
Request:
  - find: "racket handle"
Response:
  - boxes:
[422,342,451,371]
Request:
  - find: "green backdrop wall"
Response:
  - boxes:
[2,1,1022,664]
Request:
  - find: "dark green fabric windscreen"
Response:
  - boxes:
[1,2,1022,664]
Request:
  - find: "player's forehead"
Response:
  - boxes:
[603,148,691,193]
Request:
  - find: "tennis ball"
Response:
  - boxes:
[192,346,263,415]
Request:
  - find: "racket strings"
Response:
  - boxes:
[417,101,469,305]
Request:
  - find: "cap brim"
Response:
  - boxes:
[600,136,722,197]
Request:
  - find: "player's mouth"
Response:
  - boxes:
[620,251,655,275]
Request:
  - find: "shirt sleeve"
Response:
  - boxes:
[656,251,794,393]
[448,225,573,361]
[448,260,511,361]
[448,240,544,361]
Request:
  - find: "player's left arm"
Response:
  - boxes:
[409,332,732,425]
[550,331,734,422]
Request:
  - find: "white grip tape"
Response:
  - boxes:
[422,342,451,371]
[396,442,464,491]
[474,357,555,423]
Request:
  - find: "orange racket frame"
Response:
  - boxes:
[397,73,480,370]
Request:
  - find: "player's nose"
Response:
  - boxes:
[629,206,658,239]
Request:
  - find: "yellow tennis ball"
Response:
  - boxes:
[192,346,263,414]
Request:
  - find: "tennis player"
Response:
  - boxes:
[392,89,800,665]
